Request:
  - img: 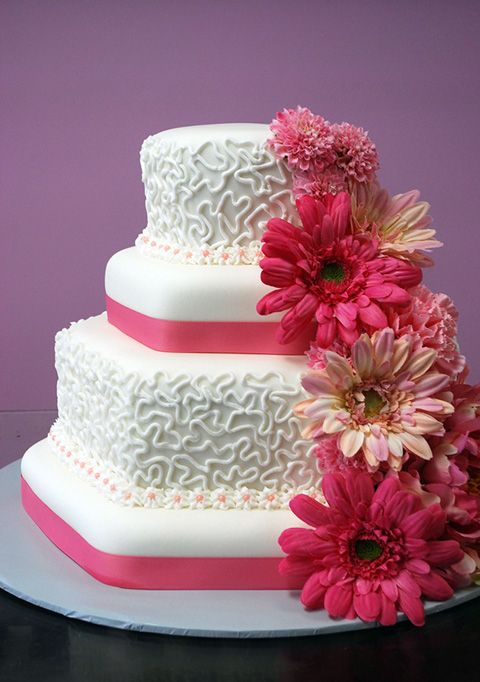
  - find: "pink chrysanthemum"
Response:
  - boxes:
[306,339,350,369]
[269,107,335,173]
[422,381,480,486]
[425,481,480,587]
[293,168,347,200]
[256,194,422,347]
[295,328,454,471]
[278,472,463,626]
[388,284,465,379]
[331,122,379,183]
[314,435,370,474]
[352,183,442,267]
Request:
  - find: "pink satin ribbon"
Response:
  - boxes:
[106,295,314,355]
[21,477,303,590]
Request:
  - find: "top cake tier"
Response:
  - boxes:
[135,123,296,264]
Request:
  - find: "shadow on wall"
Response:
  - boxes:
[0,411,57,467]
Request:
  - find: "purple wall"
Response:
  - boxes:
[2,0,480,410]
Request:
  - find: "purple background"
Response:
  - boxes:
[2,0,480,411]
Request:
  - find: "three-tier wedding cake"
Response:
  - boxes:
[21,111,480,625]
[20,123,320,589]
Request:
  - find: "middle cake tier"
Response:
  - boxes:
[105,247,314,354]
[50,314,320,510]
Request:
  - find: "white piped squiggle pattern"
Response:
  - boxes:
[54,321,320,508]
[48,422,323,510]
[138,132,296,254]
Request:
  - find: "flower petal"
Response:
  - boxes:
[357,300,388,329]
[414,571,453,601]
[289,494,331,528]
[398,432,433,460]
[339,429,364,458]
[324,584,354,619]
[300,572,327,610]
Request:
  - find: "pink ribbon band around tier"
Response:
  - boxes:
[106,295,314,355]
[21,477,303,590]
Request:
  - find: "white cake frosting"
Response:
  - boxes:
[105,247,281,322]
[53,315,319,509]
[135,123,296,263]
[22,441,311,557]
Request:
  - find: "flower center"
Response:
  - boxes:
[354,539,384,561]
[363,389,385,417]
[465,470,480,496]
[320,262,345,283]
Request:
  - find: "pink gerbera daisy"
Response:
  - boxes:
[352,182,442,267]
[278,471,464,626]
[295,328,454,471]
[269,107,335,173]
[256,193,422,346]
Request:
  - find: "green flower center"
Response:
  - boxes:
[363,389,385,418]
[354,539,384,561]
[320,262,345,283]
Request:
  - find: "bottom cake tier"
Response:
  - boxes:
[20,439,306,589]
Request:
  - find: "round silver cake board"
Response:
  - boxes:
[1,460,479,638]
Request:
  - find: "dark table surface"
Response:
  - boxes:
[0,586,479,682]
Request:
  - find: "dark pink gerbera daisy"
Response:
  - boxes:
[279,472,464,626]
[257,193,422,346]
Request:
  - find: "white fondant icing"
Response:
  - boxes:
[137,123,296,255]
[54,315,320,505]
[105,247,281,322]
[22,440,310,557]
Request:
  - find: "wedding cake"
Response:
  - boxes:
[20,122,320,589]
[21,110,480,626]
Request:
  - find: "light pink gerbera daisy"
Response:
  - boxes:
[256,194,422,347]
[278,472,463,626]
[295,328,454,470]
[331,122,379,183]
[352,182,442,267]
[388,284,465,379]
[269,107,335,173]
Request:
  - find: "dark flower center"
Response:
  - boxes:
[320,262,345,283]
[465,470,480,496]
[363,389,385,418]
[354,539,384,561]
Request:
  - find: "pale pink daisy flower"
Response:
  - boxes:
[269,107,335,173]
[352,182,442,267]
[388,284,465,379]
[279,472,463,626]
[295,327,454,471]
[331,122,379,183]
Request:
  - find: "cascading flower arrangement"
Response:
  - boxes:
[261,106,480,627]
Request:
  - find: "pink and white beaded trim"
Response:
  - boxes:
[48,421,323,510]
[135,233,263,265]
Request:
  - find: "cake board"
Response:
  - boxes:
[1,459,479,639]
